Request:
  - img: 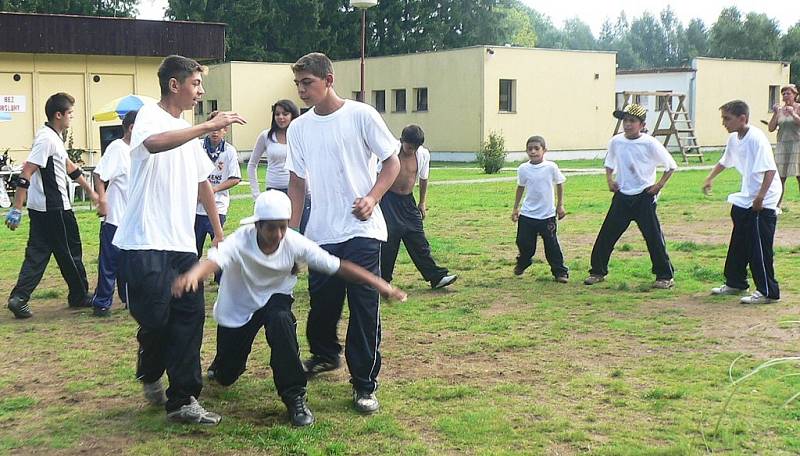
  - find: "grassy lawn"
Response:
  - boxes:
[0,165,799,454]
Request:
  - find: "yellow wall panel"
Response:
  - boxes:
[0,72,34,155]
[37,73,86,160]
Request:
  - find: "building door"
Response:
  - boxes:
[0,72,34,159]
[38,73,87,161]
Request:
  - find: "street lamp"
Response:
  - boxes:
[351,0,377,103]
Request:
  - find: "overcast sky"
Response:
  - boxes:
[137,0,800,35]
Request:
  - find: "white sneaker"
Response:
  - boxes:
[740,291,780,305]
[711,284,748,296]
[166,396,222,425]
[353,390,379,414]
[432,274,458,289]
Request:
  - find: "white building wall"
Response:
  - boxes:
[614,71,695,128]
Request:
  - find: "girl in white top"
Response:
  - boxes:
[248,99,301,197]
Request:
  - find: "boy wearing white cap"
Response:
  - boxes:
[172,191,406,427]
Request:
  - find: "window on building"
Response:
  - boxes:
[209,100,218,112]
[392,89,406,112]
[615,92,625,110]
[657,91,673,111]
[372,90,385,112]
[499,79,515,112]
[769,85,780,111]
[414,87,428,112]
[195,101,204,116]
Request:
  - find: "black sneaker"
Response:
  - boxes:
[93,306,111,317]
[68,294,93,308]
[303,355,341,376]
[7,296,32,319]
[285,395,314,427]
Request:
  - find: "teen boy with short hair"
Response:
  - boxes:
[173,191,407,427]
[90,110,136,317]
[584,103,678,289]
[703,100,782,304]
[379,124,457,289]
[5,92,99,319]
[286,52,400,414]
[113,55,246,425]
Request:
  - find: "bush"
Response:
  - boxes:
[477,130,506,174]
[65,129,85,165]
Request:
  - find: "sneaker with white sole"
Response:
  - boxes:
[143,379,167,406]
[652,278,675,289]
[7,295,32,319]
[431,274,458,289]
[740,291,780,305]
[710,284,748,296]
[166,396,222,425]
[353,390,379,414]
[583,275,605,285]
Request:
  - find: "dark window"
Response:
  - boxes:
[393,89,406,112]
[414,88,428,111]
[499,79,515,112]
[209,100,218,112]
[195,101,204,115]
[657,91,673,111]
[769,85,780,111]
[372,90,385,112]
[352,91,361,101]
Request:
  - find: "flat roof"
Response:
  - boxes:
[333,44,616,63]
[0,12,225,60]
[617,67,695,75]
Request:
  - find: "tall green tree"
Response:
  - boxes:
[781,21,800,86]
[629,12,666,68]
[597,12,638,69]
[685,18,709,59]
[0,0,137,16]
[561,17,595,50]
[659,6,689,66]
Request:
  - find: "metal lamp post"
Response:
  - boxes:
[351,0,377,102]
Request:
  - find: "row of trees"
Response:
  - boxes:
[2,0,799,84]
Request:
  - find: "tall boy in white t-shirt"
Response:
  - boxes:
[5,92,99,319]
[90,110,136,317]
[173,191,406,427]
[584,104,678,289]
[511,135,568,282]
[379,125,457,289]
[703,100,782,304]
[286,52,400,414]
[112,55,246,425]
[195,111,242,271]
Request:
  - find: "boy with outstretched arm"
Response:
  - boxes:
[173,191,406,427]
[379,124,457,289]
[584,103,678,289]
[5,92,99,318]
[112,55,245,425]
[703,100,782,304]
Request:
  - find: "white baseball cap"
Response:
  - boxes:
[240,190,292,224]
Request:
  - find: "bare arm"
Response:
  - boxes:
[647,168,675,195]
[66,159,98,203]
[702,163,727,195]
[93,173,108,216]
[198,181,224,247]
[556,183,565,219]
[172,259,220,297]
[511,185,524,221]
[768,108,779,132]
[213,177,241,193]
[417,178,428,219]
[10,161,39,211]
[288,172,307,230]
[606,167,619,192]
[248,134,266,198]
[752,170,777,211]
[335,259,407,301]
[353,154,400,221]
[143,112,246,154]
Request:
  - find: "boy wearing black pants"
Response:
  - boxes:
[703,100,782,304]
[113,55,245,425]
[379,125,457,289]
[5,92,98,318]
[584,104,678,289]
[286,53,400,414]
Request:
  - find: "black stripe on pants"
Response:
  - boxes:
[515,215,568,277]
[209,294,306,401]
[379,191,448,284]
[306,237,381,393]
[589,191,674,280]
[10,209,89,306]
[724,205,780,299]
[117,250,205,412]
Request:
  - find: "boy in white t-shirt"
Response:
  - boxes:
[379,125,457,289]
[511,135,568,282]
[173,191,406,427]
[703,100,782,304]
[5,92,99,319]
[584,104,678,289]
[112,55,246,425]
[286,52,400,414]
[195,111,242,271]
[90,110,136,317]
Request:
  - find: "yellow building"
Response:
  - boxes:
[0,12,225,163]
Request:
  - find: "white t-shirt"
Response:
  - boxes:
[113,103,214,253]
[196,142,241,216]
[604,133,678,196]
[377,144,430,182]
[517,160,566,219]
[94,138,130,226]
[719,126,783,210]
[286,100,397,245]
[26,125,71,212]
[209,225,341,328]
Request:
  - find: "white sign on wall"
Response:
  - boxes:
[0,96,26,113]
